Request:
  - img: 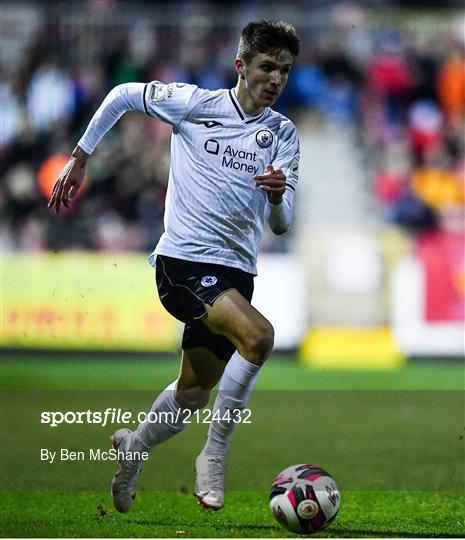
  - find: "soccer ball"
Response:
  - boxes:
[269,464,340,535]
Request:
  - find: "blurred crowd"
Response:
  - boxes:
[1,1,464,253]
[368,34,464,236]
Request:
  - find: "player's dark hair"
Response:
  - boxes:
[237,20,300,64]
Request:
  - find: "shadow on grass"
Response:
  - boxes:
[328,529,464,538]
[121,518,277,531]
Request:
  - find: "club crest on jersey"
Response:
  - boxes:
[201,276,217,287]
[256,129,273,148]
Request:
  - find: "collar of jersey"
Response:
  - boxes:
[228,89,267,124]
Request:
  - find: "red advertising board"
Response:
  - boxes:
[416,231,465,322]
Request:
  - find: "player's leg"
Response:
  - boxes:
[203,288,274,366]
[111,347,224,513]
[195,288,274,509]
[136,346,226,448]
[111,256,224,513]
[201,289,274,458]
[175,346,226,408]
[112,256,272,512]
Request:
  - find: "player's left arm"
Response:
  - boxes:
[254,122,299,235]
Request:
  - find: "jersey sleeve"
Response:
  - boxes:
[78,82,146,155]
[272,119,300,194]
[265,120,300,235]
[142,81,200,126]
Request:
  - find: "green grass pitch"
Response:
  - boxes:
[1,354,464,538]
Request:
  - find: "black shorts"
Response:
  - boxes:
[155,255,254,362]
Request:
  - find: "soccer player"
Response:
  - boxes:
[48,20,300,512]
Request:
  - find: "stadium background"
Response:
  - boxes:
[1,0,464,537]
[2,0,464,360]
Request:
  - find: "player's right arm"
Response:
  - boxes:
[261,120,300,235]
[48,81,199,213]
[47,144,88,213]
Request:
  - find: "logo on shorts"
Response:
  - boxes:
[256,129,273,148]
[201,276,217,287]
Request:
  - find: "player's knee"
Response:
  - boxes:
[175,385,210,411]
[244,322,274,365]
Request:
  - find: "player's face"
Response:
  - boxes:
[240,50,293,110]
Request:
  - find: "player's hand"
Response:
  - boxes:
[47,146,88,214]
[254,164,286,205]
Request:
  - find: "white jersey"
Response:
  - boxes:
[79,81,300,275]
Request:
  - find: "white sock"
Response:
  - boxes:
[131,380,187,452]
[202,351,261,457]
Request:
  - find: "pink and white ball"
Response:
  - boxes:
[269,464,340,535]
